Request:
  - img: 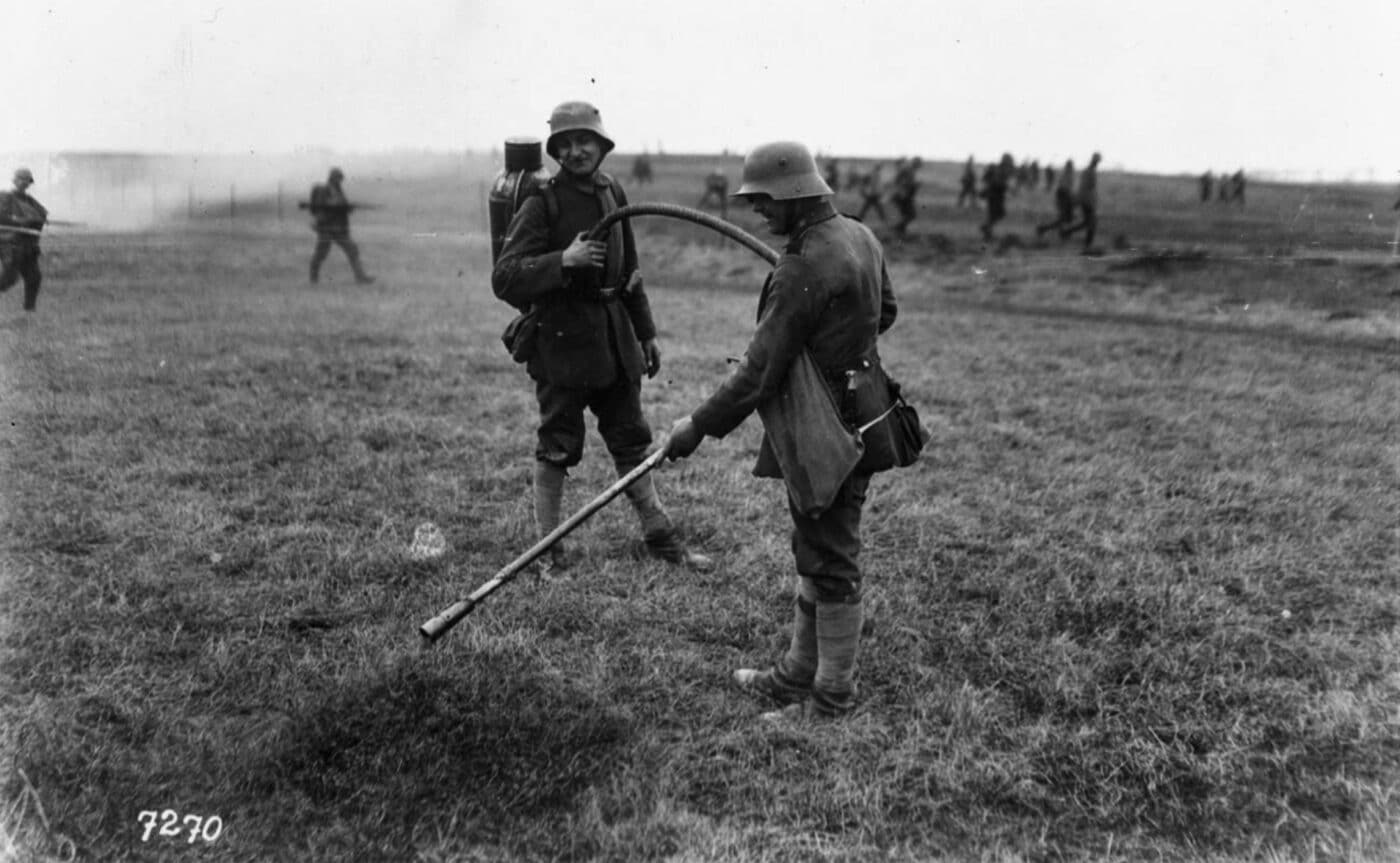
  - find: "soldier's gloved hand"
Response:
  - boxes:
[562,233,606,269]
[663,417,703,461]
[642,339,661,378]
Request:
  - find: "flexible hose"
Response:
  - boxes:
[584,203,780,266]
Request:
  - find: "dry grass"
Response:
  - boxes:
[1,156,1397,861]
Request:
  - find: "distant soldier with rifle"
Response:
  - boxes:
[493,100,712,574]
[0,168,47,313]
[664,141,913,722]
[305,167,375,285]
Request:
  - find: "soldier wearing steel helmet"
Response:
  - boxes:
[664,141,902,721]
[307,167,375,284]
[0,168,48,313]
[493,100,712,574]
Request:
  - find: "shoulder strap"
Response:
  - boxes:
[598,173,622,213]
[538,180,560,226]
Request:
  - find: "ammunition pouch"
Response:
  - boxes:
[501,307,541,364]
[840,359,930,473]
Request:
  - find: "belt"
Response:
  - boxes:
[577,286,622,303]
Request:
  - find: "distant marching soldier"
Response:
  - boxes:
[978,154,1014,241]
[823,158,841,196]
[1035,159,1077,240]
[1061,151,1102,252]
[1199,170,1214,203]
[1230,169,1246,207]
[855,163,887,224]
[307,167,375,285]
[956,156,978,208]
[844,164,863,193]
[631,152,653,185]
[0,168,48,313]
[889,157,922,238]
[696,168,730,219]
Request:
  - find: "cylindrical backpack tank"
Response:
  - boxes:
[488,137,552,263]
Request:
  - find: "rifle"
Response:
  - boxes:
[297,202,382,211]
[0,218,87,236]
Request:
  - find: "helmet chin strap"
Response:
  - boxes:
[778,198,826,236]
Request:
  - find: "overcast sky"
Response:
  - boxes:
[7,0,1398,180]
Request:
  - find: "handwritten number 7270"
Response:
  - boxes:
[137,810,224,843]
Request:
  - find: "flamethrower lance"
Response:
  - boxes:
[419,444,668,642]
[417,204,779,644]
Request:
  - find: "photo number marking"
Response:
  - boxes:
[137,809,224,843]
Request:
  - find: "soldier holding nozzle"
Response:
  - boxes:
[664,141,903,722]
[493,100,712,574]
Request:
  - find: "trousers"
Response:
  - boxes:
[787,471,871,602]
[0,244,41,310]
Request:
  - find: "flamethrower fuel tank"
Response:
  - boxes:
[488,137,552,263]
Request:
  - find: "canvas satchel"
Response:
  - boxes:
[757,350,865,518]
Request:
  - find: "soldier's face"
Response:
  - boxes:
[557,132,604,177]
[747,195,793,236]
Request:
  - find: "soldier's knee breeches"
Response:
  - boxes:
[788,473,869,602]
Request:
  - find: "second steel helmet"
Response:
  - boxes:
[546,101,615,159]
[733,141,832,200]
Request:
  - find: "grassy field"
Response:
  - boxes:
[1,153,1398,861]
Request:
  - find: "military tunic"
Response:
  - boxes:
[493,172,660,467]
[691,201,898,599]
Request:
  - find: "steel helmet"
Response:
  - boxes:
[13,167,34,183]
[545,101,615,159]
[733,141,832,200]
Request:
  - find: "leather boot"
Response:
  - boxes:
[735,578,818,704]
[624,469,714,571]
